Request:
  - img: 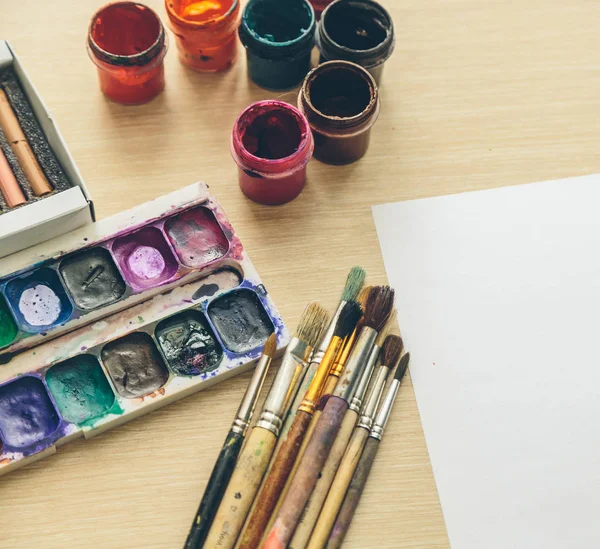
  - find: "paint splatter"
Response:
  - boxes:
[156,311,222,376]
[0,376,60,449]
[100,332,169,398]
[128,245,166,280]
[46,355,116,426]
[18,285,61,326]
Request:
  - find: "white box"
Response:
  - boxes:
[0,40,93,258]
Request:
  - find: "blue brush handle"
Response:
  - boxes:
[183,430,244,549]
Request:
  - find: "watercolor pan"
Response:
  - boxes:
[0,263,289,477]
[0,183,251,357]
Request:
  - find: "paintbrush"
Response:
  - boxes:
[304,335,404,549]
[235,268,365,549]
[202,304,330,549]
[263,286,395,549]
[235,301,362,549]
[290,332,402,549]
[182,332,277,549]
[326,352,411,549]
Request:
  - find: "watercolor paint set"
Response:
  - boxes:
[0,41,93,258]
[0,183,289,476]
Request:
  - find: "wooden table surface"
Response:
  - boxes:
[1,1,599,547]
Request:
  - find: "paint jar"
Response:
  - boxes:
[310,0,334,19]
[298,60,379,165]
[238,0,316,90]
[87,2,168,105]
[164,0,240,72]
[316,0,394,85]
[231,100,314,205]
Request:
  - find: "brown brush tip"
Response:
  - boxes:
[341,266,366,302]
[357,285,373,308]
[394,352,410,382]
[295,302,331,348]
[381,335,403,368]
[262,333,278,359]
[334,301,363,339]
[363,286,395,332]
[375,309,397,347]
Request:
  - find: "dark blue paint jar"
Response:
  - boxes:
[238,0,316,90]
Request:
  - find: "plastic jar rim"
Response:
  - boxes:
[88,2,167,67]
[164,0,240,31]
[231,101,315,176]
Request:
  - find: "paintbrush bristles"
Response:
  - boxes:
[381,335,403,368]
[341,267,366,302]
[295,303,330,348]
[333,301,363,339]
[394,352,410,382]
[263,333,278,359]
[362,286,395,332]
[375,309,397,347]
[357,285,372,308]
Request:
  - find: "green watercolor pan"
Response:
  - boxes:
[0,185,289,476]
[0,183,246,357]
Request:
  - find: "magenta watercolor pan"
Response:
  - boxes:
[0,184,242,357]
[0,259,289,476]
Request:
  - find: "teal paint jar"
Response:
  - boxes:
[239,0,316,90]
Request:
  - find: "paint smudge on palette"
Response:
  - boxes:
[46,355,118,426]
[208,288,274,354]
[165,206,229,268]
[101,332,170,398]
[0,376,59,451]
[156,310,222,376]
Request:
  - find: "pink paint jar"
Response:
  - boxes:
[87,2,168,105]
[231,101,314,205]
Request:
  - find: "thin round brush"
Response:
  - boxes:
[202,305,330,549]
[326,353,411,549]
[235,302,362,549]
[183,333,277,549]
[304,335,403,549]
[263,286,395,549]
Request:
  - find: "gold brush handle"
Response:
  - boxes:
[290,409,360,549]
[306,426,370,549]
[204,427,277,549]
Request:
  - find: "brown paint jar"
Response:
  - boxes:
[298,60,379,165]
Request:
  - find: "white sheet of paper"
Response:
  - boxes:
[373,175,600,549]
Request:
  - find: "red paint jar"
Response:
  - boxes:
[231,101,314,206]
[165,0,240,72]
[88,2,168,105]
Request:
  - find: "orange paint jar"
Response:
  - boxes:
[87,2,168,105]
[165,0,240,72]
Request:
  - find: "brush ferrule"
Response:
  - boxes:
[333,327,377,403]
[257,337,311,436]
[357,364,391,429]
[299,335,343,414]
[231,353,272,436]
[370,378,400,440]
[349,343,381,413]
[316,300,345,355]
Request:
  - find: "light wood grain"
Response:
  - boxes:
[1,0,599,547]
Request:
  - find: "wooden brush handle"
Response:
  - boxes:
[307,426,370,549]
[264,396,349,549]
[325,436,380,549]
[204,427,277,549]
[236,411,313,549]
[290,409,360,549]
[184,430,245,549]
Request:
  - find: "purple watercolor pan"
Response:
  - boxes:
[0,185,238,357]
